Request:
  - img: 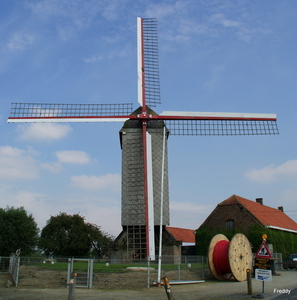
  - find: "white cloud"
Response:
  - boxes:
[55,150,91,164]
[70,174,121,191]
[178,20,208,37]
[83,55,103,63]
[102,2,120,20]
[244,159,297,183]
[16,123,73,141]
[203,64,225,91]
[210,14,241,28]
[145,3,176,19]
[56,25,77,41]
[40,161,64,173]
[40,150,91,173]
[0,184,121,235]
[0,146,39,180]
[9,190,58,229]
[84,204,121,236]
[28,0,104,37]
[13,190,46,209]
[170,201,211,214]
[7,32,36,50]
[170,201,213,230]
[210,14,241,27]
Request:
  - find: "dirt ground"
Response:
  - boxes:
[0,270,296,300]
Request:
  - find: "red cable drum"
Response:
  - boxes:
[208,233,253,282]
[213,240,231,275]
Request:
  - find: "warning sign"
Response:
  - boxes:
[255,241,272,258]
[255,257,271,270]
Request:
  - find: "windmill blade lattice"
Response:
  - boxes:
[138,18,161,108]
[142,18,161,107]
[9,103,133,119]
[164,119,279,135]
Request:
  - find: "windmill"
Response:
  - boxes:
[7,18,278,260]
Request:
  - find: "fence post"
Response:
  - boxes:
[147,256,151,289]
[246,269,252,295]
[177,256,181,281]
[9,250,21,286]
[67,258,72,285]
[68,273,77,300]
[162,276,174,300]
[202,255,205,279]
[88,259,93,288]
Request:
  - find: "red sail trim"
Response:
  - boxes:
[8,116,132,120]
[155,116,277,121]
[8,115,277,121]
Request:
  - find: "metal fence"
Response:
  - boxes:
[9,255,20,286]
[17,257,69,287]
[94,255,206,289]
[0,257,10,273]
[0,256,21,286]
[272,253,283,270]
[9,255,206,289]
[1,253,285,288]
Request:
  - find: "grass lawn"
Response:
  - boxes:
[23,261,204,273]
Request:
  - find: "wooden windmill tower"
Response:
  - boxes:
[8,18,278,260]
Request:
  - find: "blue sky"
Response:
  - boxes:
[1,0,297,237]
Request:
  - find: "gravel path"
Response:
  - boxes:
[0,270,296,299]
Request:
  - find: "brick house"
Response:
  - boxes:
[195,194,297,256]
[200,194,297,234]
[165,227,196,256]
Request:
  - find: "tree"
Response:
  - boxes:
[0,206,39,256]
[39,212,113,257]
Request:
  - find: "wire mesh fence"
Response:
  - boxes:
[6,255,206,289]
[0,257,10,273]
[93,255,206,289]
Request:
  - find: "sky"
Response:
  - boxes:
[1,0,297,238]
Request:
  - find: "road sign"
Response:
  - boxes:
[255,269,272,281]
[255,241,272,258]
[255,257,271,270]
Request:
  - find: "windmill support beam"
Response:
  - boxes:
[146,131,155,259]
[142,121,154,259]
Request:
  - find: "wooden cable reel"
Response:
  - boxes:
[208,233,252,281]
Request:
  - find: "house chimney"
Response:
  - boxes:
[256,198,263,205]
[278,206,284,212]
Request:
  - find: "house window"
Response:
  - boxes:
[226,220,235,231]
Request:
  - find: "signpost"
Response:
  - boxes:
[255,269,272,282]
[253,234,272,298]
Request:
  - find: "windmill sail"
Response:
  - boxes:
[159,111,278,136]
[137,18,161,108]
[7,103,133,123]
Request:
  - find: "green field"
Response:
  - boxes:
[24,261,203,273]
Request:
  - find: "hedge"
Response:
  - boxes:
[195,224,297,259]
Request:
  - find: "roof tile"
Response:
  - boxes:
[219,195,297,232]
[166,226,195,243]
